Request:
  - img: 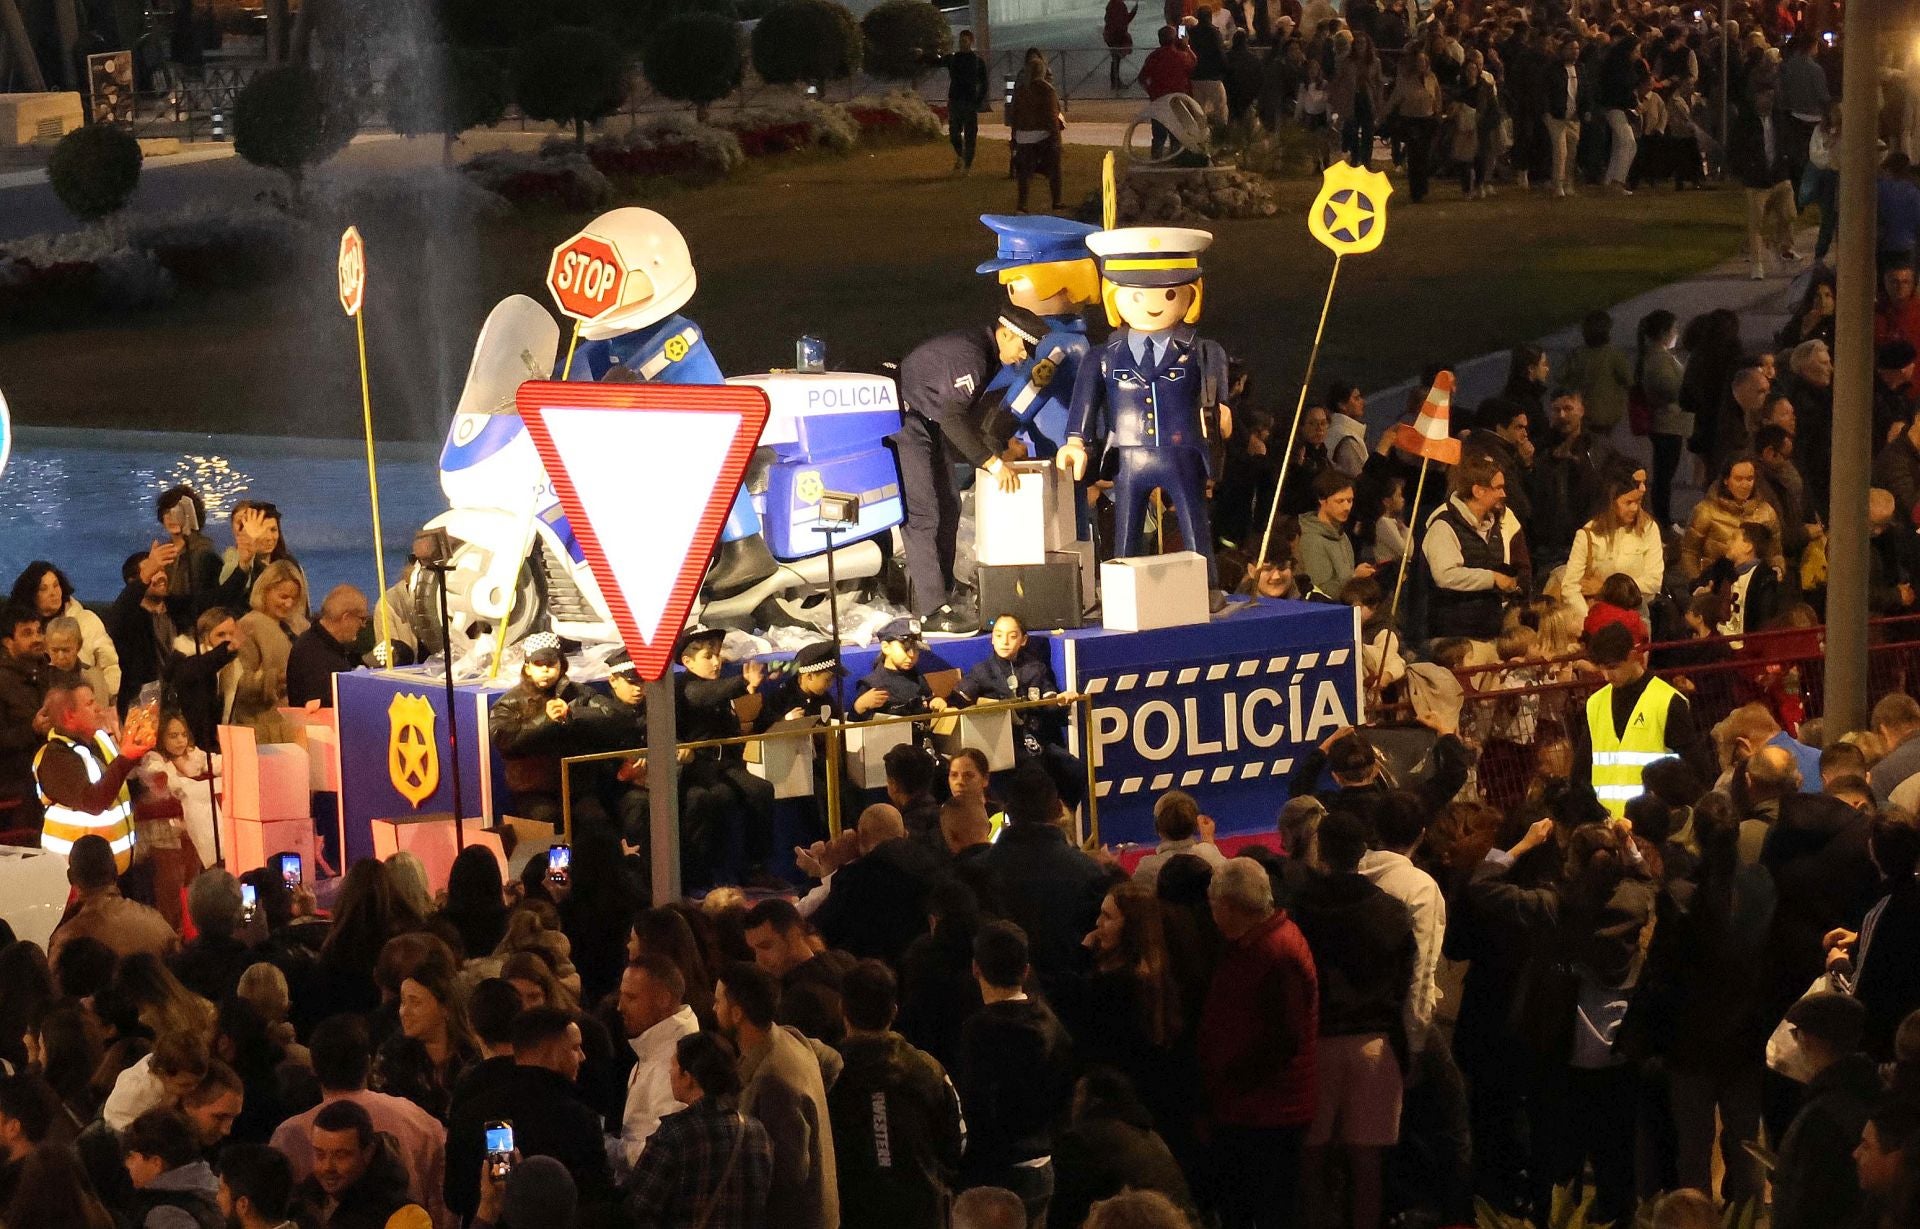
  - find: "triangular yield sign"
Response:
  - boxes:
[517,380,770,681]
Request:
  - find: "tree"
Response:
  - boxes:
[642,13,743,123]
[385,47,509,162]
[860,0,947,83]
[750,0,859,90]
[514,24,631,148]
[46,124,142,222]
[232,64,358,200]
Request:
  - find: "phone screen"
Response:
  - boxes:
[485,1123,514,1155]
[241,883,257,914]
[548,845,572,880]
[281,853,302,888]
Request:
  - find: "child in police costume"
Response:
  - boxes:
[673,625,779,888]
[977,215,1103,459]
[853,618,948,720]
[950,612,1086,808]
[558,207,776,598]
[487,632,626,834]
[1056,226,1233,601]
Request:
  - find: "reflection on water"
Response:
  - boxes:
[0,429,442,603]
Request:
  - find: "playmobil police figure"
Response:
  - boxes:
[977,215,1103,458]
[894,307,1047,635]
[558,207,776,598]
[1056,227,1231,595]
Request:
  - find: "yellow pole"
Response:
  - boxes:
[354,310,392,658]
[561,319,582,381]
[1258,252,1343,565]
[1373,454,1433,691]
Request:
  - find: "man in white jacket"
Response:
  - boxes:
[615,954,700,1172]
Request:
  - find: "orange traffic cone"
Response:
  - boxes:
[1394,370,1462,465]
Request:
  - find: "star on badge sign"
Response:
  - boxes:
[1323,189,1375,243]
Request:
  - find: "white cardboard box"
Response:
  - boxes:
[1102,552,1212,631]
[931,706,1017,771]
[976,461,1077,566]
[746,720,819,799]
[843,721,916,790]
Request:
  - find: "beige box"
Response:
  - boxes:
[843,721,915,789]
[0,93,83,145]
[1101,552,1211,631]
[976,461,1077,566]
[931,706,1017,771]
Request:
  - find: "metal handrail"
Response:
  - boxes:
[557,691,1101,847]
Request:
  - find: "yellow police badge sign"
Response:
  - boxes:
[1308,162,1392,257]
[663,336,690,363]
[388,694,440,809]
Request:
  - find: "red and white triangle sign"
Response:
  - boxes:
[516,380,770,681]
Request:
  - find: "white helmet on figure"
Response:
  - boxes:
[573,207,699,341]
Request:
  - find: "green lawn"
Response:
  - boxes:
[0,140,1746,439]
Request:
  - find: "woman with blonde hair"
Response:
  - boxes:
[111,952,215,1040]
[385,852,434,920]
[236,962,309,1066]
[501,948,580,1014]
[232,558,310,725]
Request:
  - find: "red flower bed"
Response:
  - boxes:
[848,106,905,132]
[734,121,815,157]
[586,141,707,178]
[496,169,604,211]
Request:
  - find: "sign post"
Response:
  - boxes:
[338,226,392,662]
[517,381,771,903]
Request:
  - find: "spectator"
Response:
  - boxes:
[1560,311,1635,441]
[1139,27,1196,159]
[715,962,839,1229]
[1563,470,1664,625]
[103,1031,209,1133]
[932,29,989,172]
[742,897,856,1045]
[232,560,309,728]
[616,954,700,1168]
[371,958,480,1122]
[155,486,224,623]
[1852,1100,1920,1229]
[7,1142,117,1229]
[1200,858,1318,1229]
[171,870,256,1005]
[829,960,963,1227]
[1360,792,1446,1056]
[625,1032,773,1229]
[0,600,49,830]
[285,584,368,708]
[214,1142,296,1229]
[811,804,941,966]
[10,561,118,707]
[446,1006,611,1221]
[440,845,509,962]
[1528,388,1613,573]
[1103,3,1136,91]
[0,1072,52,1204]
[1009,49,1066,212]
[1421,452,1522,663]
[48,833,177,966]
[1772,993,1879,1229]
[1292,810,1413,1229]
[1880,157,1920,267]
[1132,789,1229,888]
[214,502,299,616]
[1597,24,1641,193]
[106,546,177,720]
[287,1099,433,1229]
[269,1015,446,1223]
[1297,470,1373,597]
[979,765,1107,988]
[1681,453,1784,579]
[956,920,1073,1222]
[1382,51,1442,202]
[1873,413,1920,525]
[123,1106,222,1229]
[472,1154,576,1229]
[1050,1069,1192,1229]
[1730,85,1799,279]
[1576,622,1715,814]
[1872,693,1920,806]
[954,1185,1028,1229]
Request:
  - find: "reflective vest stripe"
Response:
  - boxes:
[1585,677,1679,818]
[33,731,136,872]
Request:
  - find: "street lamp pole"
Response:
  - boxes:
[1825,0,1880,734]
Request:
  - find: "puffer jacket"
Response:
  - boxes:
[1680,488,1784,578]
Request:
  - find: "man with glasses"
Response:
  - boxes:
[1420,451,1523,667]
[286,585,370,708]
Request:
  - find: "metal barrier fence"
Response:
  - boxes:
[1389,614,1920,815]
[557,692,1101,848]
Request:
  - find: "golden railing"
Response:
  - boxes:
[558,693,1101,846]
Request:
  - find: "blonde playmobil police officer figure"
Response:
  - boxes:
[977,215,1102,458]
[1056,226,1231,595]
[559,207,775,597]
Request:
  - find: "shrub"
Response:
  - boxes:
[515,25,632,147]
[232,65,357,198]
[461,147,616,210]
[847,90,942,142]
[750,0,860,88]
[585,115,745,183]
[385,47,510,160]
[710,99,858,153]
[642,12,744,121]
[859,0,948,82]
[46,124,144,222]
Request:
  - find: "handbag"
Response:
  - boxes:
[1766,968,1853,1083]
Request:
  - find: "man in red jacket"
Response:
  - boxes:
[1138,26,1197,158]
[1200,857,1319,1229]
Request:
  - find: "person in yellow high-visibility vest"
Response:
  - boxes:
[1574,622,1714,817]
[33,682,151,871]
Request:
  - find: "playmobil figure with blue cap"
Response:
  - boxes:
[557,208,777,600]
[977,214,1102,459]
[1057,226,1232,599]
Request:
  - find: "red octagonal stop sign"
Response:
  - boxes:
[547,231,628,323]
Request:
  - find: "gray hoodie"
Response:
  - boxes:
[139,1159,221,1229]
[1297,514,1358,597]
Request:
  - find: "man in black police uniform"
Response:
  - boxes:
[952,612,1085,808]
[894,306,1050,634]
[854,618,945,719]
[674,626,779,887]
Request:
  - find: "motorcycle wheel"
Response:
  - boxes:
[416,547,545,665]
